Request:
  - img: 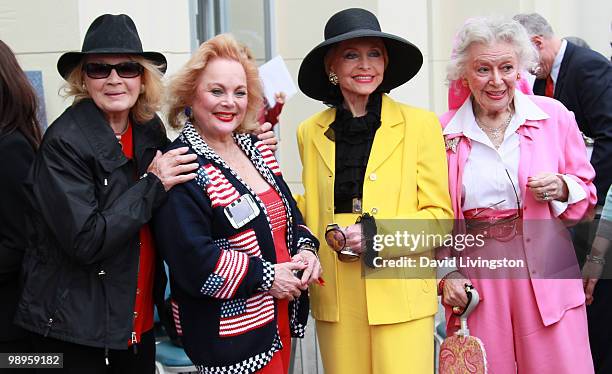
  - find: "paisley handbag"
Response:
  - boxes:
[439,285,487,374]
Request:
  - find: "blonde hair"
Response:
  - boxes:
[62,55,164,124]
[166,34,263,131]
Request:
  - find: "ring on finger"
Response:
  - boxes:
[542,191,550,200]
[452,306,463,314]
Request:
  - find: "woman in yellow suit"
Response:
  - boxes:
[296,8,453,374]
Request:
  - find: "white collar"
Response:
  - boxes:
[443,89,550,136]
[550,39,567,84]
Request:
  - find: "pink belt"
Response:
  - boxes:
[463,208,522,241]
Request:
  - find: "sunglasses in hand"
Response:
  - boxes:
[325,223,360,262]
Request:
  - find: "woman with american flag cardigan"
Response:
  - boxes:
[153,34,321,374]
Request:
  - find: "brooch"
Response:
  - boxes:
[445,137,460,153]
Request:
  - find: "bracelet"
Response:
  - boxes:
[437,278,446,296]
[586,254,606,265]
[298,245,319,259]
[438,270,459,295]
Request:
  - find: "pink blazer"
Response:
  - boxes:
[440,94,597,326]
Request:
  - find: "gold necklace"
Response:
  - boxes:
[114,122,129,140]
[475,111,513,148]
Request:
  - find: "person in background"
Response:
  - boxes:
[0,39,42,374]
[583,184,612,372]
[154,34,321,374]
[440,17,596,373]
[239,44,286,127]
[564,36,591,50]
[515,13,612,372]
[296,8,453,374]
[514,13,611,207]
[13,14,199,372]
[259,92,285,127]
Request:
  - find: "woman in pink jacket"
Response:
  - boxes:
[439,18,597,373]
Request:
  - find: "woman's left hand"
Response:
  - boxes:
[527,172,569,202]
[292,250,322,287]
[582,261,602,305]
[255,122,278,152]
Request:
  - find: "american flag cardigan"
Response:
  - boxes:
[153,122,319,374]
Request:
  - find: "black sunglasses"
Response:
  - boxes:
[83,62,144,79]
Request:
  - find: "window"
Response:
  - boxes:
[193,0,275,63]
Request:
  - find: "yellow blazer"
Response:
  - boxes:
[296,94,453,324]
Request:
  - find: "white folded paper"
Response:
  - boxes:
[258,55,297,107]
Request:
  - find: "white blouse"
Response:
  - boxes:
[443,90,586,217]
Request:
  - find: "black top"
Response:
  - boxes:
[0,130,35,342]
[329,93,382,213]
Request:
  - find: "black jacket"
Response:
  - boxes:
[534,42,612,204]
[15,99,169,350]
[153,123,318,372]
[0,130,35,342]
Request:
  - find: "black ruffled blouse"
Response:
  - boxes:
[326,93,382,213]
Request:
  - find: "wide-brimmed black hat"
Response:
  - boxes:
[298,8,423,102]
[57,14,167,79]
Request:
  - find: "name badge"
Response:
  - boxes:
[224,194,260,229]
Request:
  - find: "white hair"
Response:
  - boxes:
[447,17,538,81]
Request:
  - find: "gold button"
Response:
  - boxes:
[136,288,140,295]
[371,207,378,215]
[134,312,138,318]
[369,173,377,181]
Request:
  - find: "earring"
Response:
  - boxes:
[140,84,145,94]
[516,73,521,80]
[184,106,192,118]
[328,71,339,86]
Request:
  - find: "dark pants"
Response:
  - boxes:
[29,329,155,374]
[589,279,612,374]
[574,216,612,373]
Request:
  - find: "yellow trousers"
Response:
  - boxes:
[316,215,434,374]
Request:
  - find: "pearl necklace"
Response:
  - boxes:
[475,111,513,149]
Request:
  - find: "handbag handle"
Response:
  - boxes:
[456,284,480,337]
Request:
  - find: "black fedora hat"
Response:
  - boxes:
[57,14,167,79]
[298,8,423,102]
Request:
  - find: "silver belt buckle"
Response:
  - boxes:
[352,198,362,214]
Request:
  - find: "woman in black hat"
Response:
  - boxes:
[296,8,453,373]
[13,14,198,372]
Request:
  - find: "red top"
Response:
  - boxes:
[119,124,155,345]
[257,188,290,263]
[257,187,291,374]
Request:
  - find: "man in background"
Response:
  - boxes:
[515,13,612,373]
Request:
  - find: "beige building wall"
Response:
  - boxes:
[0,0,193,125]
[275,0,612,192]
[1,0,610,192]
